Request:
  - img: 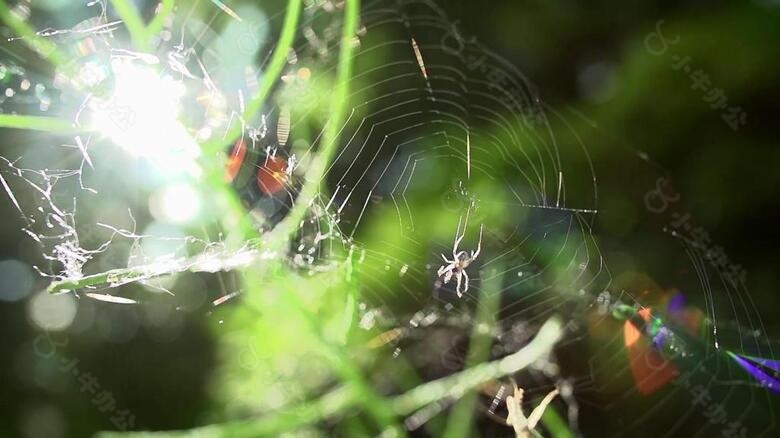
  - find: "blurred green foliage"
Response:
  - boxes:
[1,1,779,437]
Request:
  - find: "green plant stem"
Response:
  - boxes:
[102,318,562,437]
[0,3,68,66]
[279,280,408,436]
[144,0,175,47]
[541,405,575,438]
[197,0,304,263]
[0,115,89,134]
[444,264,504,438]
[46,243,264,293]
[203,160,261,248]
[110,0,149,51]
[202,0,303,156]
[266,0,359,253]
[391,317,561,414]
[243,2,396,434]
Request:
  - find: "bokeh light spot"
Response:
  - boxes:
[0,259,34,302]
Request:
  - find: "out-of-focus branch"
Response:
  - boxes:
[99,317,562,437]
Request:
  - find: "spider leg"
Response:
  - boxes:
[453,236,465,259]
[452,215,465,258]
[462,269,469,294]
[443,269,453,284]
[526,388,559,431]
[472,223,484,259]
[455,215,464,238]
[455,272,463,297]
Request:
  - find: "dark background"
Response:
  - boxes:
[1,0,779,436]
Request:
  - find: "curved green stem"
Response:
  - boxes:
[202,0,304,156]
[144,0,176,47]
[110,0,149,51]
[280,277,407,435]
[390,318,562,414]
[99,318,562,437]
[267,0,360,252]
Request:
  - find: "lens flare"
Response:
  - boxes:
[90,60,201,177]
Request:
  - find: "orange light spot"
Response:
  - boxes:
[257,156,289,195]
[624,320,641,347]
[626,337,679,395]
[225,139,247,182]
[624,312,680,395]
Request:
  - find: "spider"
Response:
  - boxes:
[437,221,483,297]
[505,382,560,438]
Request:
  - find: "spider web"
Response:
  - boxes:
[0,0,778,436]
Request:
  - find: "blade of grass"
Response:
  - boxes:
[202,0,303,155]
[0,114,88,134]
[0,3,68,66]
[444,263,505,438]
[541,405,574,438]
[266,0,359,252]
[110,0,149,51]
[143,0,175,47]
